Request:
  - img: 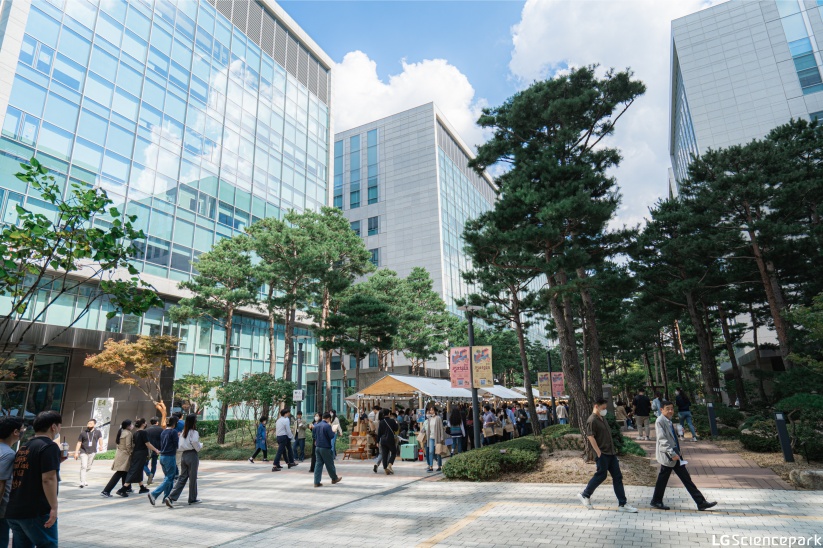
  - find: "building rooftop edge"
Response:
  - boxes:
[263,0,334,71]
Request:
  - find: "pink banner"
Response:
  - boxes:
[551,372,565,398]
[450,347,471,388]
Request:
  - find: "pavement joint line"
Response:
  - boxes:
[211,470,440,547]
[417,502,499,548]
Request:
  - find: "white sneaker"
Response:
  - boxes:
[618,504,638,513]
[578,493,593,509]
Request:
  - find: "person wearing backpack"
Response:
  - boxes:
[377,410,398,475]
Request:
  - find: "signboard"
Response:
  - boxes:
[551,372,565,398]
[449,347,471,388]
[292,389,304,402]
[92,397,114,449]
[472,346,493,388]
[537,372,551,398]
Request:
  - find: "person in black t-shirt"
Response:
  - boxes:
[6,410,64,548]
[143,417,163,484]
[124,418,152,494]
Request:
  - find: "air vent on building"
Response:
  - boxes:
[215,0,232,21]
[318,68,328,106]
[246,3,262,45]
[309,58,319,97]
[274,20,288,69]
[286,35,299,76]
[298,45,309,86]
[261,11,275,58]
[230,0,248,35]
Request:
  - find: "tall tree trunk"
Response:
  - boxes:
[355,353,361,392]
[283,305,296,381]
[673,322,685,387]
[577,269,604,400]
[717,305,748,409]
[652,344,661,386]
[340,353,348,412]
[643,349,655,391]
[547,275,589,445]
[390,351,395,372]
[513,307,540,437]
[685,292,718,401]
[749,304,768,404]
[656,332,670,400]
[745,220,793,368]
[324,349,333,412]
[217,308,234,445]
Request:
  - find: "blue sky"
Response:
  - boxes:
[279,1,525,107]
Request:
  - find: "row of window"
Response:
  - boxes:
[777,0,823,95]
[333,129,379,211]
[350,216,379,237]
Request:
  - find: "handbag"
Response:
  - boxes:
[482,426,494,438]
[435,443,449,457]
[493,426,504,436]
[504,423,514,433]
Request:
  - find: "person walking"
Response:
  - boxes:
[293,412,307,461]
[632,389,652,441]
[144,417,163,485]
[652,392,663,418]
[556,401,568,425]
[272,409,297,471]
[249,416,268,463]
[165,414,203,508]
[377,410,398,475]
[73,418,103,488]
[537,402,549,430]
[578,399,638,513]
[308,413,320,473]
[312,413,342,487]
[6,411,63,548]
[101,420,134,498]
[147,417,179,507]
[0,416,24,547]
[422,407,445,472]
[675,388,699,441]
[123,418,152,495]
[651,400,717,511]
[447,408,465,455]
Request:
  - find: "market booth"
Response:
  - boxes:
[345,375,473,460]
[479,385,527,402]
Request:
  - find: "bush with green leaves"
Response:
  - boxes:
[197,420,250,439]
[621,437,647,456]
[739,419,780,452]
[793,409,823,462]
[605,413,625,454]
[776,393,823,421]
[443,437,542,481]
[337,416,349,433]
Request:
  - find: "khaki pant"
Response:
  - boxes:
[636,415,650,438]
[79,452,96,485]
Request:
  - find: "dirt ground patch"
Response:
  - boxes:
[497,449,658,486]
[712,439,819,486]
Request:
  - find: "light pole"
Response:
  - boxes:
[458,305,483,449]
[295,335,310,415]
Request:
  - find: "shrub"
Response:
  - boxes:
[739,419,780,452]
[621,436,646,456]
[443,437,542,481]
[793,409,823,462]
[338,416,349,433]
[605,413,625,455]
[776,393,823,421]
[714,405,745,428]
[541,424,579,440]
[717,427,740,438]
[197,420,250,439]
[544,433,583,454]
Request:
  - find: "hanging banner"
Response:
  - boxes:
[449,347,471,388]
[92,397,115,449]
[471,346,493,388]
[537,372,551,398]
[551,372,566,398]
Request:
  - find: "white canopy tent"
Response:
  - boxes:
[479,385,527,401]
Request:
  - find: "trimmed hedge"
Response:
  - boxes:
[443,437,542,481]
[740,419,780,452]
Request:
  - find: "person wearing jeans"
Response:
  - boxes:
[312,413,342,487]
[675,389,699,441]
[272,409,297,471]
[578,399,637,513]
[422,408,444,472]
[143,418,163,483]
[147,418,179,506]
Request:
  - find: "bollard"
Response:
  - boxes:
[707,402,719,437]
[774,412,795,463]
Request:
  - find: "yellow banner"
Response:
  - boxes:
[537,372,551,398]
[472,346,493,388]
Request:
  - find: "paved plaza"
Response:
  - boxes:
[55,456,822,547]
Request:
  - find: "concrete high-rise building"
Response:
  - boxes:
[0,0,330,439]
[670,0,823,189]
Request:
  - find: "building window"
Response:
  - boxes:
[811,110,823,122]
[367,129,378,204]
[369,248,379,266]
[350,134,360,209]
[367,216,378,236]
[369,351,378,368]
[334,140,343,209]
[349,355,358,370]
[350,220,360,236]
[330,355,341,371]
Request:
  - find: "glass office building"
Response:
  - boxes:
[670,0,823,190]
[0,0,331,425]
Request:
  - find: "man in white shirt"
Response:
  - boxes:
[272,409,297,471]
[537,403,549,429]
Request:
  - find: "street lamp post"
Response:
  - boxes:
[458,305,483,449]
[295,335,310,415]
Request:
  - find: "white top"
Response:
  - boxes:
[276,416,294,439]
[178,430,203,452]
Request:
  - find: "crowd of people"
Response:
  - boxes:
[613,387,700,442]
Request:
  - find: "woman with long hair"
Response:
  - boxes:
[448,407,465,455]
[101,419,133,498]
[165,414,203,508]
[124,418,153,494]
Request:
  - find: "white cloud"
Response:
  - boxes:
[509,0,719,227]
[332,51,488,150]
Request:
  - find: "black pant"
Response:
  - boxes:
[309,439,316,472]
[252,448,267,459]
[274,435,294,466]
[651,461,706,505]
[125,450,148,485]
[380,441,397,469]
[582,453,627,506]
[103,471,128,494]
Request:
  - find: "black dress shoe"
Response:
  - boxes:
[698,501,717,511]
[650,502,670,510]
